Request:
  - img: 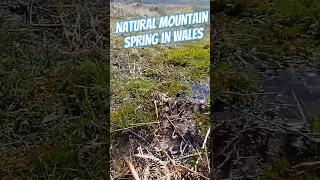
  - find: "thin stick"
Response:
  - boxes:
[29,0,34,24]
[175,152,202,161]
[222,91,284,96]
[165,114,188,144]
[292,90,307,126]
[126,161,141,180]
[293,161,320,170]
[154,100,159,119]
[202,126,210,149]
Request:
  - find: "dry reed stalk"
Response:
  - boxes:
[126,160,141,180]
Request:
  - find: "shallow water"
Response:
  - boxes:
[189,67,320,122]
[190,82,210,102]
[262,68,320,121]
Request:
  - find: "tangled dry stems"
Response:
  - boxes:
[210,95,320,179]
[110,92,210,179]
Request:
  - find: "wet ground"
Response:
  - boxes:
[111,67,320,165]
[189,65,320,123]
[190,82,210,103]
[111,82,210,162]
[262,68,320,122]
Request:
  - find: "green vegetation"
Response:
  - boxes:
[263,154,291,179]
[163,41,210,80]
[0,3,109,179]
[0,49,109,179]
[111,32,210,134]
[212,61,259,106]
[214,0,320,57]
[110,4,211,178]
[263,153,320,180]
[213,0,320,179]
[110,42,210,132]
[192,112,210,133]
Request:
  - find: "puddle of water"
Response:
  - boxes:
[262,68,320,121]
[190,82,210,102]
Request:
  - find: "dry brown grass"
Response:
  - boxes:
[111,3,160,19]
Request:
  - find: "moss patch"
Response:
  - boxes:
[111,40,210,131]
[162,41,210,80]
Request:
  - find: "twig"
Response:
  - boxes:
[110,119,181,132]
[203,145,210,174]
[292,90,308,126]
[6,28,39,31]
[158,172,177,179]
[221,91,285,96]
[47,4,78,7]
[234,53,253,68]
[293,161,320,170]
[15,43,29,61]
[300,97,312,123]
[133,154,167,166]
[29,0,34,24]
[37,157,50,180]
[165,114,189,144]
[154,100,159,119]
[217,147,234,169]
[202,126,210,149]
[175,152,202,161]
[126,161,141,180]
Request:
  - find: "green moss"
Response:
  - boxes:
[162,41,210,80]
[263,154,291,179]
[39,146,77,166]
[212,62,259,106]
[111,99,155,124]
[55,55,109,94]
[111,41,210,128]
[263,153,320,180]
[192,112,210,133]
[110,78,158,133]
[112,78,156,102]
[127,79,156,96]
[294,37,317,50]
[111,78,192,128]
[157,81,190,97]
